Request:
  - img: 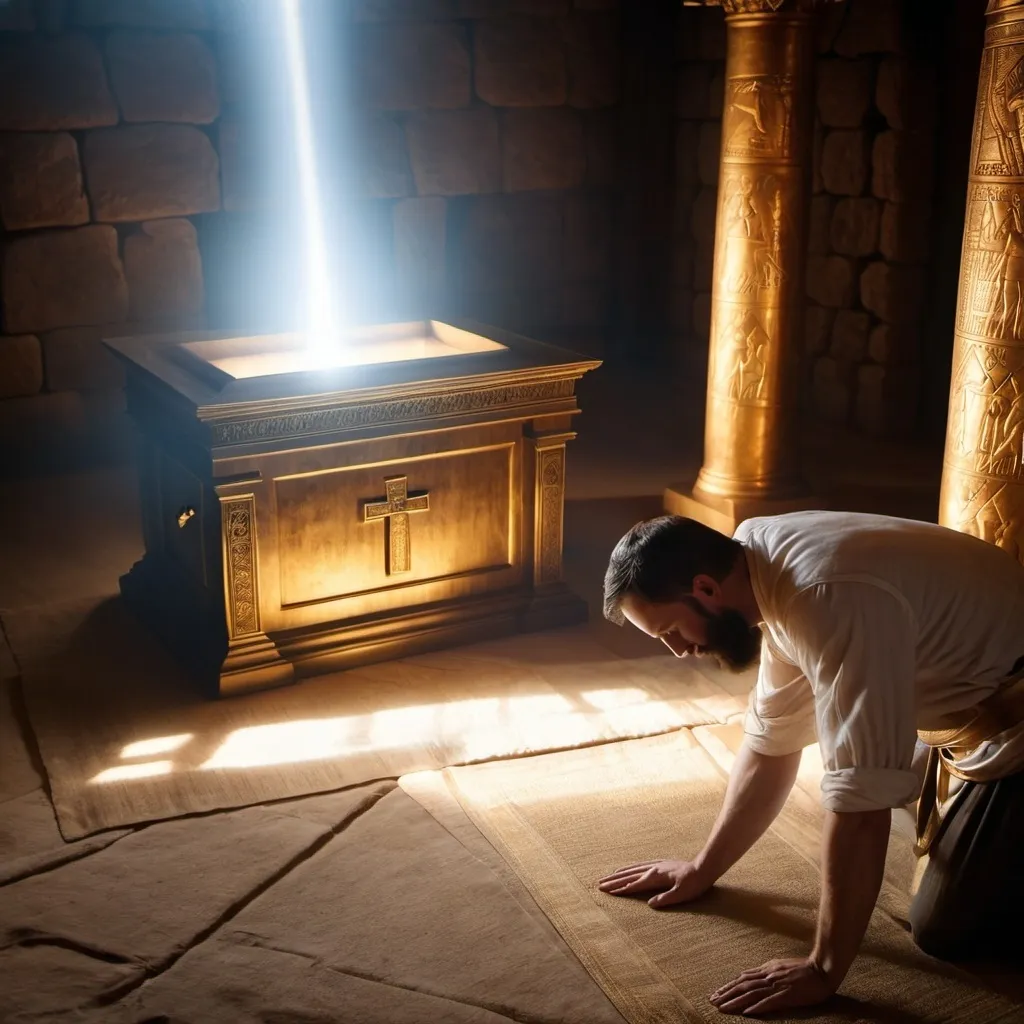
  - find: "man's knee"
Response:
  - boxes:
[909,893,1016,962]
[908,903,961,960]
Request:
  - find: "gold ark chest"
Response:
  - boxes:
[106,320,601,697]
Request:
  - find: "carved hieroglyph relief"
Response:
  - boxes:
[948,341,1024,480]
[719,172,785,299]
[974,43,1024,177]
[711,307,772,404]
[725,74,794,161]
[708,171,786,407]
[949,474,1024,562]
[695,0,817,502]
[944,16,1024,558]
[958,185,1024,340]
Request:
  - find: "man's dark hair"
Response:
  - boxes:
[603,515,743,625]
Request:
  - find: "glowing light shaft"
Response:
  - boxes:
[280,0,336,350]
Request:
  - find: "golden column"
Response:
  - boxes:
[940,0,1024,563]
[666,0,830,535]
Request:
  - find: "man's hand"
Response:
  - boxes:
[597,859,712,908]
[709,956,836,1016]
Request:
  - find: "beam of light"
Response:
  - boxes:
[195,691,688,773]
[90,760,174,784]
[280,0,336,351]
[86,688,690,780]
[579,687,650,710]
[120,733,193,759]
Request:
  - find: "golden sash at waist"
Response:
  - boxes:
[914,672,1024,854]
[916,672,1024,757]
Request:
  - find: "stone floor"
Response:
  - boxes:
[0,366,977,1024]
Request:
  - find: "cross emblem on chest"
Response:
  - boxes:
[362,475,430,575]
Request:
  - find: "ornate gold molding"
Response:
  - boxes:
[221,494,259,638]
[941,1,1024,563]
[209,379,576,446]
[683,0,843,10]
[534,443,567,586]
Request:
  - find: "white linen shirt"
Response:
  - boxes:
[735,511,1024,812]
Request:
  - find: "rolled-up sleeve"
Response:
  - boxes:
[792,582,921,813]
[743,635,817,756]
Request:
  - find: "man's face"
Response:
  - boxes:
[620,592,762,673]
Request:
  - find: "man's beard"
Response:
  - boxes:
[697,605,762,673]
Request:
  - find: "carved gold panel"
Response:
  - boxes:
[274,443,515,609]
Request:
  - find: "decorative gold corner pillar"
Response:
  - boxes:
[216,485,294,695]
[666,0,831,535]
[939,1,1024,563]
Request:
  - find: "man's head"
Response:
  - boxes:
[603,515,762,673]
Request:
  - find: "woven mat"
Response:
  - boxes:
[401,730,1022,1024]
[4,595,734,840]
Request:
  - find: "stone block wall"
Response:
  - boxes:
[211,0,623,347]
[671,4,725,372]
[0,0,623,467]
[0,2,217,418]
[674,0,942,439]
[806,0,935,437]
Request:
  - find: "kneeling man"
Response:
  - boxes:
[600,511,1024,1016]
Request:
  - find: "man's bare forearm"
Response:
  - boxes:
[693,740,801,882]
[811,808,891,986]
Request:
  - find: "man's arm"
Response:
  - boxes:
[694,738,802,882]
[710,804,891,1016]
[812,807,891,984]
[597,738,801,906]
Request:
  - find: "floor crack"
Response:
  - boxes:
[4,929,140,967]
[228,931,572,1024]
[0,829,135,889]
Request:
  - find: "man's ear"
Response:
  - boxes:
[692,574,722,603]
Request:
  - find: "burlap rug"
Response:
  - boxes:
[3,595,734,841]
[401,730,1022,1024]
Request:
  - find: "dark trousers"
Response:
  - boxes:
[909,769,1024,961]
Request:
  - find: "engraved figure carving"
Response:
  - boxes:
[952,475,1024,561]
[975,45,1024,176]
[991,193,1024,338]
[725,75,793,160]
[721,173,785,300]
[949,342,1024,480]
[956,185,1024,339]
[713,308,772,404]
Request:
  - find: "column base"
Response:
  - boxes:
[663,482,823,536]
